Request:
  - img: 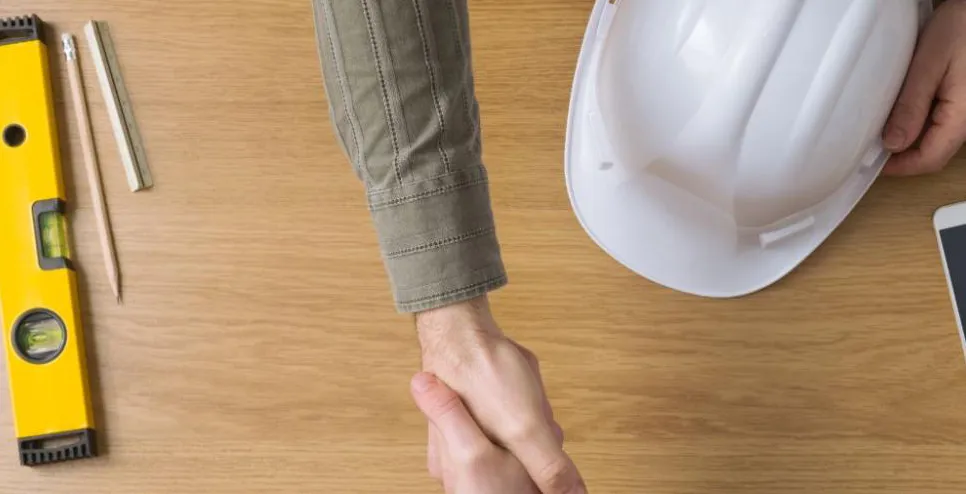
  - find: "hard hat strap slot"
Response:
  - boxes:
[860,143,889,170]
[758,216,816,248]
[595,0,620,41]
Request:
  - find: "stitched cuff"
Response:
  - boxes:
[369,166,508,312]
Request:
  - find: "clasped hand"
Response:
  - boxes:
[414,297,586,494]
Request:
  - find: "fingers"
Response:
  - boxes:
[508,426,587,494]
[500,347,585,494]
[512,343,554,418]
[883,20,949,153]
[883,5,966,176]
[411,372,493,463]
[885,98,966,176]
[512,341,565,447]
[885,50,966,176]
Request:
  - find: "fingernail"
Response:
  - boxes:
[883,126,905,151]
[412,373,436,393]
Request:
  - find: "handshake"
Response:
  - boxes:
[413,297,588,494]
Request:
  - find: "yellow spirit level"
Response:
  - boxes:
[0,15,97,465]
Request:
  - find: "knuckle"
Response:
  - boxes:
[506,416,543,444]
[516,344,541,368]
[537,457,579,493]
[891,101,923,126]
[451,442,494,468]
[429,392,464,421]
[931,101,959,126]
[525,350,540,369]
[892,100,915,117]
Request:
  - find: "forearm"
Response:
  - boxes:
[417,295,498,355]
[313,0,506,312]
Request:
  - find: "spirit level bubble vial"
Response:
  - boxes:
[0,14,97,466]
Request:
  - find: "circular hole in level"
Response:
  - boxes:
[12,309,67,364]
[3,124,26,148]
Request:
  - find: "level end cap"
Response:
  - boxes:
[18,428,97,467]
[0,15,46,47]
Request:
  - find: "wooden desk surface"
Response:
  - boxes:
[2,1,966,493]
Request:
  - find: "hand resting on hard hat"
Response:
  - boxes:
[884,0,966,176]
[416,296,588,494]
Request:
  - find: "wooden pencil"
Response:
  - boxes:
[62,33,122,304]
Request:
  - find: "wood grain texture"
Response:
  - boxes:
[2,1,966,493]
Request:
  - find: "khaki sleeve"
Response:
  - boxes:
[312,0,507,312]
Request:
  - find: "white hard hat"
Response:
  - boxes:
[565,0,930,298]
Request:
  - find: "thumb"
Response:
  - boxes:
[410,373,493,462]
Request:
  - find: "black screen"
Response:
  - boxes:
[940,224,966,326]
